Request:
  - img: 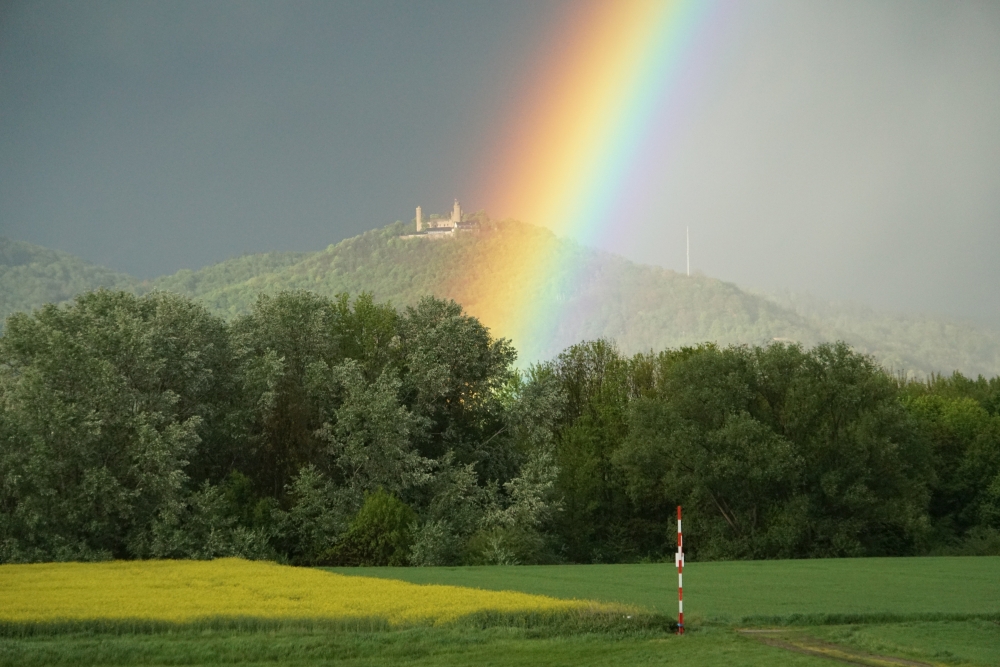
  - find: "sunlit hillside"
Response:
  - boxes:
[3,223,1000,377]
[149,221,828,361]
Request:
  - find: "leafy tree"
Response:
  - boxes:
[395,296,516,474]
[544,340,661,562]
[143,481,275,561]
[408,455,485,566]
[230,291,350,498]
[230,290,531,564]
[0,291,230,561]
[312,361,431,498]
[274,464,350,565]
[574,342,934,560]
[462,364,566,565]
[904,393,1000,547]
[468,446,562,565]
[616,344,805,559]
[780,343,931,556]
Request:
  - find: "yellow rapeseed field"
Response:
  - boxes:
[0,558,615,626]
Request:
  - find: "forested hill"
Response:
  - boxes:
[139,220,1000,376]
[143,221,825,362]
[3,223,1000,377]
[0,237,137,325]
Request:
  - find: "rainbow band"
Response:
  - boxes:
[468,1,716,361]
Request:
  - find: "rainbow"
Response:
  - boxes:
[460,0,718,362]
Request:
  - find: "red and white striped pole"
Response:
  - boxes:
[676,505,684,634]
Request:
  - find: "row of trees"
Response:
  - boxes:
[1,290,997,565]
[546,340,1000,561]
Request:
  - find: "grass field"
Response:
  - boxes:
[0,626,843,667]
[1,557,998,667]
[327,556,1000,624]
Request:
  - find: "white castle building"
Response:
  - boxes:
[404,199,476,239]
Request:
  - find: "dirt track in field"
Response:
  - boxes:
[737,629,939,667]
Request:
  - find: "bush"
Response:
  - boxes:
[932,527,1000,556]
[323,489,416,566]
[463,526,547,566]
[408,519,461,566]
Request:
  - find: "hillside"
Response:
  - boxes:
[0,237,137,325]
[148,250,312,318]
[3,224,1000,377]
[763,291,1000,380]
[144,221,826,362]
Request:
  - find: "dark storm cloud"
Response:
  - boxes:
[0,0,560,276]
[1,0,998,327]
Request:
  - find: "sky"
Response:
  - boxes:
[1,0,998,327]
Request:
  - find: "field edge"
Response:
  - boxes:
[0,607,676,639]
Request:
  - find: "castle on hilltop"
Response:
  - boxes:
[403,199,477,239]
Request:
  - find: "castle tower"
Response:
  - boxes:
[451,199,461,225]
[416,205,423,232]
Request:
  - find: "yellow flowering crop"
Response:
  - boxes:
[0,558,616,626]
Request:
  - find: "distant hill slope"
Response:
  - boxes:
[0,237,137,326]
[142,222,816,355]
[3,225,1000,377]
[761,291,1000,380]
[147,221,1000,376]
[148,250,312,318]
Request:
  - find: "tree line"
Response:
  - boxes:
[1,290,997,565]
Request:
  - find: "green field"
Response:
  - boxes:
[0,625,864,667]
[2,557,998,667]
[327,556,1000,624]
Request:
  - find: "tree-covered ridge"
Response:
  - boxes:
[0,237,137,327]
[4,222,1000,376]
[0,235,312,329]
[149,251,312,300]
[1,290,997,565]
[144,220,1000,376]
[148,221,825,354]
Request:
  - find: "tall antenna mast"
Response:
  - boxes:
[686,227,690,277]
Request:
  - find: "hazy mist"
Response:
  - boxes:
[1,0,998,326]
